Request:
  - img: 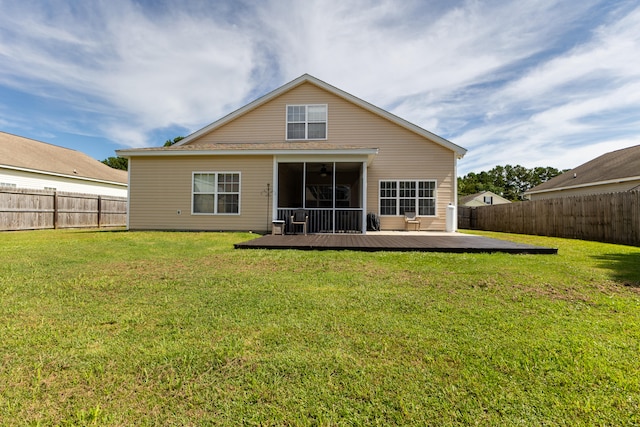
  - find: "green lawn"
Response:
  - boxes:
[1,229,639,426]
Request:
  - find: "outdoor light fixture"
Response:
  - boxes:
[320,164,328,177]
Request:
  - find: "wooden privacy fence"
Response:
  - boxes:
[458,190,640,246]
[1,187,127,231]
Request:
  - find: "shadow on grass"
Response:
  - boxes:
[594,252,640,288]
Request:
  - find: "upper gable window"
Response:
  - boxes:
[287,104,327,140]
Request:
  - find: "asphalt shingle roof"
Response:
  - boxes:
[527,144,640,193]
[0,131,127,184]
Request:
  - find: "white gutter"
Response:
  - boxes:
[116,148,379,158]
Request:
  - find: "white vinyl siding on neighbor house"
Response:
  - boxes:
[0,168,127,197]
[379,180,436,216]
[286,104,327,140]
[192,172,240,215]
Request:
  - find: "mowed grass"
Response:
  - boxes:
[0,230,639,426]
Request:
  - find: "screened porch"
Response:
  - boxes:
[276,162,365,233]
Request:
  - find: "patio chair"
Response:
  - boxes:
[404,211,421,231]
[290,209,309,235]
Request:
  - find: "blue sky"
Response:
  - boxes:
[1,0,638,175]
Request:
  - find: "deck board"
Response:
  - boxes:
[234,234,557,254]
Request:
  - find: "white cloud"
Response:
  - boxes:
[0,1,256,147]
[497,6,640,104]
[253,0,580,105]
[97,6,255,128]
[0,0,638,170]
[451,2,640,173]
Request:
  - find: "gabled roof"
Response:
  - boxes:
[174,74,467,158]
[459,190,511,206]
[526,144,640,195]
[0,131,128,185]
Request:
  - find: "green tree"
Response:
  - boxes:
[164,136,185,147]
[101,156,128,171]
[458,165,565,201]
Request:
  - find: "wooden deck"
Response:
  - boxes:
[234,233,557,254]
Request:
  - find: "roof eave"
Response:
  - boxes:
[525,175,640,195]
[175,74,312,147]
[116,147,379,158]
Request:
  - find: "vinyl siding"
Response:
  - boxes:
[0,168,127,197]
[189,82,456,230]
[128,156,272,231]
[528,180,640,200]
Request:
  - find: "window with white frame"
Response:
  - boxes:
[192,172,240,214]
[379,180,436,216]
[286,104,327,140]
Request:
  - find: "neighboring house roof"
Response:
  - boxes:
[0,131,127,185]
[459,191,511,206]
[173,74,467,159]
[525,144,640,196]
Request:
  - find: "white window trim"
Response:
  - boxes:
[378,179,437,217]
[285,104,328,141]
[191,171,241,215]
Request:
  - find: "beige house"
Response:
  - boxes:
[525,144,640,200]
[0,131,127,197]
[117,74,467,233]
[459,191,511,207]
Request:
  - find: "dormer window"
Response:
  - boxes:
[287,104,327,140]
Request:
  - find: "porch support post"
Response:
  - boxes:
[272,157,278,222]
[361,160,368,234]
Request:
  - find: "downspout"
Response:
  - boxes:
[453,152,459,231]
[126,161,131,230]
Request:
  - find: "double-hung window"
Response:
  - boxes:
[192,172,240,214]
[287,104,327,140]
[379,180,436,216]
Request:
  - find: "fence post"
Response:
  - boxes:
[97,195,102,228]
[53,191,59,229]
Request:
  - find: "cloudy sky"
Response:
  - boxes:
[1,0,638,174]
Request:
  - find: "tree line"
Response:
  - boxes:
[458,165,566,201]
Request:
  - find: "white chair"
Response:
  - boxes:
[404,211,421,231]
